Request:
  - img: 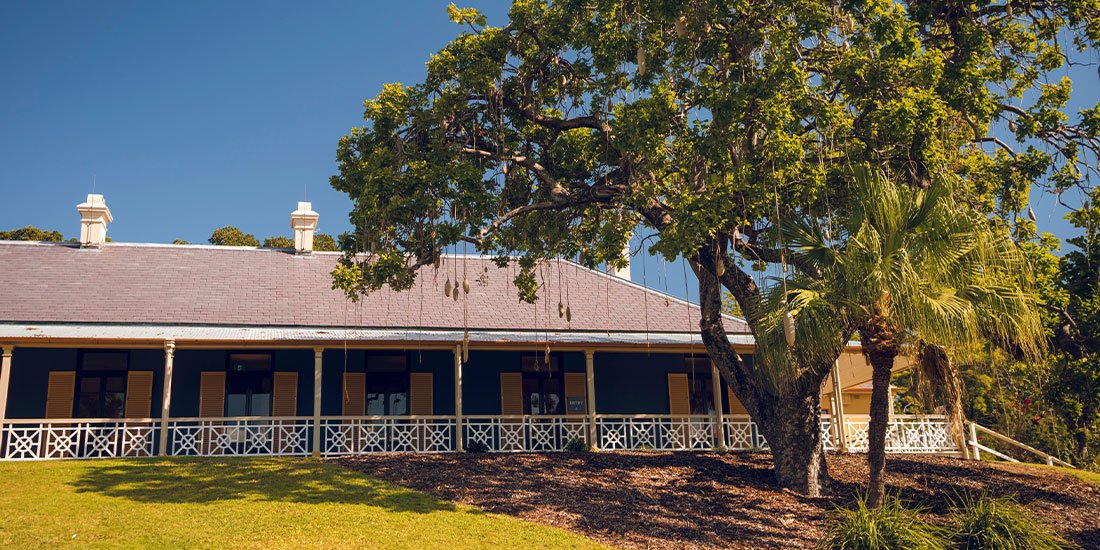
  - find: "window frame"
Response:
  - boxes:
[684,356,716,415]
[224,352,275,417]
[74,350,131,419]
[520,353,564,416]
[364,352,410,416]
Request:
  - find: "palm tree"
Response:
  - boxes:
[776,166,1044,507]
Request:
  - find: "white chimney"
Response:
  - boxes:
[76,194,113,248]
[290,201,319,254]
[609,240,631,280]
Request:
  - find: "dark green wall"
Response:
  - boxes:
[5,347,164,419]
[3,346,746,419]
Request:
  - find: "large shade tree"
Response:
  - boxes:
[330,1,1100,495]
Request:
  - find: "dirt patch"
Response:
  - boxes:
[336,452,1100,549]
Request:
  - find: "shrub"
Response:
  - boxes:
[465,441,490,453]
[949,493,1069,550]
[818,494,946,550]
[564,437,591,452]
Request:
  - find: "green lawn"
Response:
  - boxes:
[0,457,605,549]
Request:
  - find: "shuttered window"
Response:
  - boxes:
[409,373,433,416]
[272,372,298,417]
[45,372,76,419]
[342,372,366,416]
[564,372,587,415]
[500,372,523,415]
[123,371,154,418]
[76,351,129,418]
[667,373,690,416]
[199,372,226,418]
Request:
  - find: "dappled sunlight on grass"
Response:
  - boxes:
[0,457,604,549]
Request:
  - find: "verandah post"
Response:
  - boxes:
[0,344,13,447]
[454,344,464,452]
[158,339,175,456]
[710,362,726,449]
[313,347,323,457]
[585,350,597,449]
[830,359,848,452]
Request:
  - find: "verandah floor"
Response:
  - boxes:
[0,457,604,549]
[338,452,1100,549]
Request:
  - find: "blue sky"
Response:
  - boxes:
[0,1,1096,301]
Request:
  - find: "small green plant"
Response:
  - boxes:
[818,494,946,550]
[949,492,1069,550]
[564,437,591,452]
[465,441,490,453]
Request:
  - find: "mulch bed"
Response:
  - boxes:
[336,452,1100,549]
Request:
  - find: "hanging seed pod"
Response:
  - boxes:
[565,306,572,322]
[1008,119,1018,133]
[433,255,441,270]
[783,311,797,347]
[1006,2,1013,17]
[732,226,741,243]
[674,15,688,37]
[558,301,565,318]
[1028,206,1037,222]
[544,347,551,365]
[452,286,460,301]
[636,45,646,75]
[716,259,726,277]
[463,339,470,363]
[462,275,470,294]
[444,278,452,297]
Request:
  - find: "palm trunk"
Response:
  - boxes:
[866,351,896,508]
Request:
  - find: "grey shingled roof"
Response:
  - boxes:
[0,241,749,336]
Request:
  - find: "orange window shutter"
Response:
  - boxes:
[343,372,366,416]
[124,371,154,418]
[727,387,748,415]
[500,372,523,415]
[199,372,226,417]
[45,371,76,419]
[667,373,690,416]
[272,372,298,417]
[564,372,587,415]
[409,373,433,416]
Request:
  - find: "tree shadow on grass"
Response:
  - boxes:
[70,457,460,514]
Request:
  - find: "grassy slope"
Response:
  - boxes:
[0,457,604,549]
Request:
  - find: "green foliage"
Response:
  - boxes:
[314,232,340,252]
[465,441,490,453]
[208,226,260,247]
[262,236,295,249]
[949,493,1069,550]
[171,239,191,245]
[818,494,946,550]
[564,437,591,452]
[0,225,64,242]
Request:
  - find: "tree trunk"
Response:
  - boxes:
[757,389,830,496]
[866,351,896,508]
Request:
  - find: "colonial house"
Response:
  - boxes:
[0,195,954,460]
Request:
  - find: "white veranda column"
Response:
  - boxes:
[158,340,175,456]
[454,344,464,452]
[830,359,848,452]
[0,344,14,435]
[711,362,726,448]
[585,350,597,448]
[313,347,324,457]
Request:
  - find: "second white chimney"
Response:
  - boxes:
[290,202,319,254]
[77,194,112,248]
